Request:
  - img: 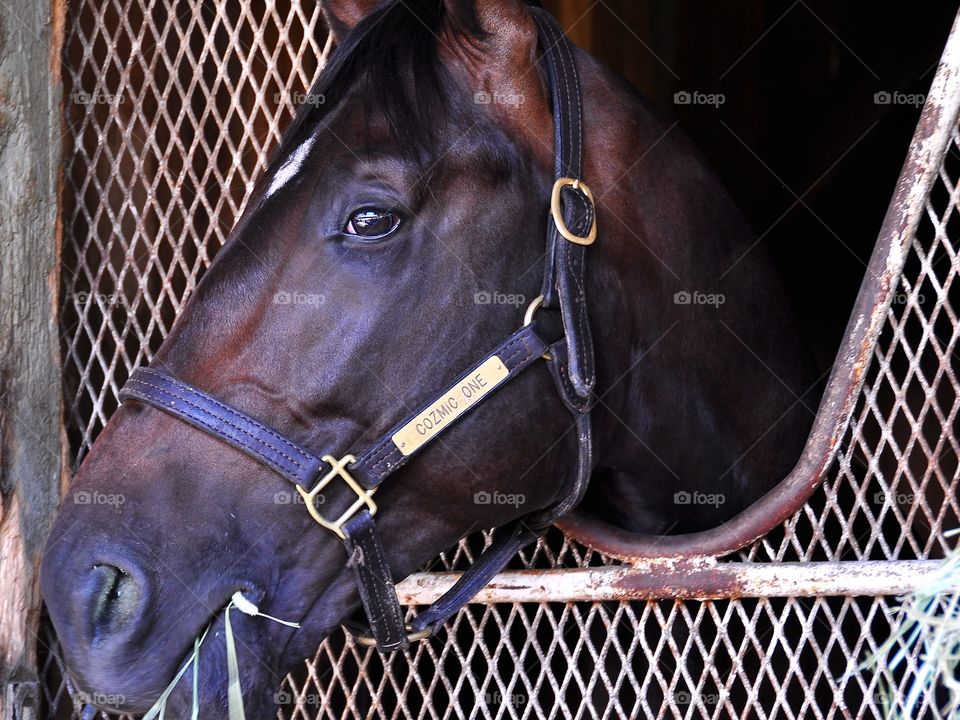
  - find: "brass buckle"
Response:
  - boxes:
[522,295,553,361]
[296,454,377,540]
[550,177,597,246]
[350,623,433,648]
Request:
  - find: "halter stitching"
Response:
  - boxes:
[138,367,314,463]
[126,377,310,473]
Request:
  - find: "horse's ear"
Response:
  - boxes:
[320,0,383,41]
[440,0,553,167]
[322,0,540,43]
[441,0,539,53]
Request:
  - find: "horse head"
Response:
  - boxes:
[42,1,815,717]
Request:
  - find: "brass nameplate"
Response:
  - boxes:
[392,355,509,456]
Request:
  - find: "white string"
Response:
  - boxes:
[230,591,301,628]
[225,592,301,720]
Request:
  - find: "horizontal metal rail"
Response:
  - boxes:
[397,560,957,603]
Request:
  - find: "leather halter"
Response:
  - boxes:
[118,7,596,652]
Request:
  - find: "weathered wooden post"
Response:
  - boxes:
[0,0,66,718]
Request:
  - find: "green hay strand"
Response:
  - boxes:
[224,600,245,720]
[142,626,209,720]
[858,529,960,719]
[192,633,201,720]
[141,593,299,719]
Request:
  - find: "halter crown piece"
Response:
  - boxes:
[118,8,597,652]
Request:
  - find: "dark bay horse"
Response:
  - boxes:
[42,0,816,716]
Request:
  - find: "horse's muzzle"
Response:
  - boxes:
[40,526,166,711]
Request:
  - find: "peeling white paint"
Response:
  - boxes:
[395,561,957,605]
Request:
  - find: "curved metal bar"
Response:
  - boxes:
[559,7,960,562]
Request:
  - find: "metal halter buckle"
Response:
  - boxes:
[550,177,597,245]
[522,295,553,361]
[296,454,377,539]
[351,623,433,648]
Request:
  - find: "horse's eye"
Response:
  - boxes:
[343,207,401,240]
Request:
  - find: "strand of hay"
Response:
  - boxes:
[860,530,960,719]
[141,592,300,720]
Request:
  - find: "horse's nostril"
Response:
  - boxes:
[89,564,142,639]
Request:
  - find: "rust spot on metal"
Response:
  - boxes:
[49,0,66,81]
[610,560,744,600]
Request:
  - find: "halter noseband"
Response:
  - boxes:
[118,8,597,652]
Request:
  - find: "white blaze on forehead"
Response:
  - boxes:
[265,134,317,197]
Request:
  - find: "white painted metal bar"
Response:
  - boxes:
[397,560,958,603]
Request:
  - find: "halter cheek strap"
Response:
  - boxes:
[118,7,596,652]
[120,324,548,497]
[533,8,596,408]
[121,324,558,651]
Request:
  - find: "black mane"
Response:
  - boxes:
[272,0,461,166]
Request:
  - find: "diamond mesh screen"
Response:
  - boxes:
[47,1,959,718]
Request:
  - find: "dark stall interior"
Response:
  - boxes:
[543,0,957,369]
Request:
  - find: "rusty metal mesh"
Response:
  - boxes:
[47,0,959,718]
[736,128,960,566]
